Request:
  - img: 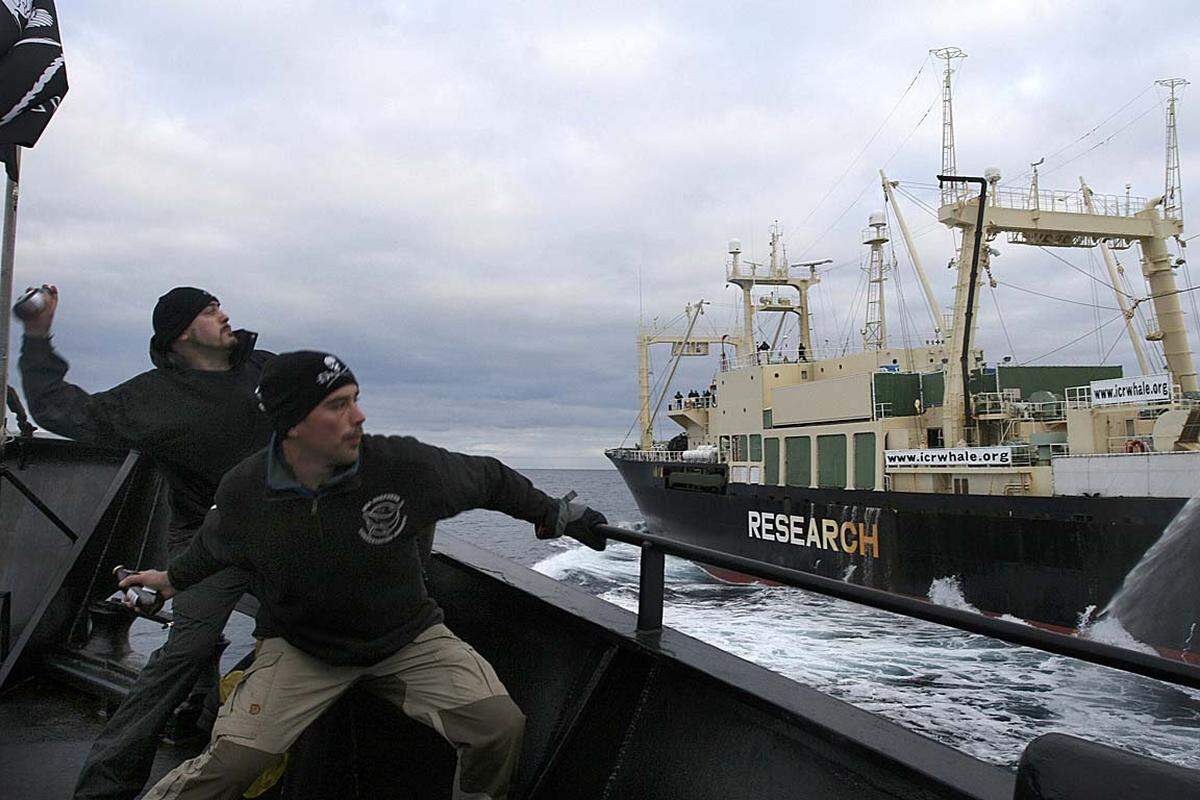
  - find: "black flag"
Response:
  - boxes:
[0,0,67,181]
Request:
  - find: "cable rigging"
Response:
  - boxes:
[794,56,931,233]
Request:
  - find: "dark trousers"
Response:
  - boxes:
[73,566,253,800]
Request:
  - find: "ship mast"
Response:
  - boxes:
[1159,78,1188,224]
[727,222,825,358]
[861,212,890,350]
[932,47,966,207]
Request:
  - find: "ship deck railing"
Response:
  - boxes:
[668,396,716,411]
[973,392,1066,421]
[606,448,693,463]
[1104,433,1156,454]
[595,523,1200,692]
[1065,383,1200,411]
[982,184,1149,219]
[721,348,829,371]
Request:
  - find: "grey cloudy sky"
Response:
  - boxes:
[9,1,1200,467]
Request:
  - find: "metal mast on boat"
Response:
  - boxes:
[861,212,890,350]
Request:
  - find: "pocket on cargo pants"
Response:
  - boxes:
[212,645,284,744]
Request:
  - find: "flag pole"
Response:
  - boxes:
[0,146,20,449]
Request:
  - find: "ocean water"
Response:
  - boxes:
[139,467,1200,771]
[444,469,1200,771]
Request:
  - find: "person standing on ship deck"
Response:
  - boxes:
[119,350,610,800]
[18,285,279,800]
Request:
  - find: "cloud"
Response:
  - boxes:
[6,2,1200,469]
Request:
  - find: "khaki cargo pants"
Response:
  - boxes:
[142,624,525,800]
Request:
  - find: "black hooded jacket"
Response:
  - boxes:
[19,330,275,540]
[168,434,557,665]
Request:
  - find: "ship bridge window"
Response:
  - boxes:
[750,435,763,461]
[733,435,748,461]
[953,476,969,495]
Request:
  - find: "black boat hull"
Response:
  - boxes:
[609,456,1185,630]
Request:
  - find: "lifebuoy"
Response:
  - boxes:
[1124,439,1147,453]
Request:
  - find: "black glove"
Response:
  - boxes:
[538,492,607,551]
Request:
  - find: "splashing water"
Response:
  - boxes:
[535,543,1200,770]
[927,576,982,614]
[1104,496,1200,652]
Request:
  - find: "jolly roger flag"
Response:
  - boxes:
[0,0,67,181]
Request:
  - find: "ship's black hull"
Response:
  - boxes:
[609,456,1186,630]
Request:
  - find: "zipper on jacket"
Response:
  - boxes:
[310,496,323,544]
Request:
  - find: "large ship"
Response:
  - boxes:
[608,58,1200,645]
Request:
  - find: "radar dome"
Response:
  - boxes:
[728,239,742,254]
[868,210,887,227]
[984,166,1002,183]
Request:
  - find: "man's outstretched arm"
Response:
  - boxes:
[17,285,135,445]
[415,440,607,550]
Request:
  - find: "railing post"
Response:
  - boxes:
[1,590,10,662]
[637,543,665,633]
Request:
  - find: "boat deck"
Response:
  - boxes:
[0,677,199,798]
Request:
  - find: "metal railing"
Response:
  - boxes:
[973,392,1066,421]
[668,396,716,411]
[722,349,826,372]
[605,448,690,463]
[1066,383,1199,411]
[594,523,1200,690]
[984,186,1149,217]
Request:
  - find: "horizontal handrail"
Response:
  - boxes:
[595,523,1200,690]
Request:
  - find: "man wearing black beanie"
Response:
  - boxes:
[122,350,608,800]
[16,284,276,800]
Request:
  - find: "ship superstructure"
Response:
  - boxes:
[618,53,1200,503]
[608,52,1200,630]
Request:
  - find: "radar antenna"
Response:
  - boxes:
[931,47,967,206]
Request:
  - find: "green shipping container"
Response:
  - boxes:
[817,434,847,489]
[920,369,998,408]
[853,432,876,489]
[997,365,1122,399]
[785,436,811,487]
[764,438,780,485]
[872,372,922,417]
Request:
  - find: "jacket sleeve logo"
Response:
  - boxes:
[359,493,407,545]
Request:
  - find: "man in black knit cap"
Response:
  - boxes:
[17,285,275,800]
[121,350,608,800]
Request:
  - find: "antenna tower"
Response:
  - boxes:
[862,212,890,350]
[931,47,967,206]
[1158,78,1188,223]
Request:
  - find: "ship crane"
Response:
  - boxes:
[938,177,1194,448]
[637,300,737,450]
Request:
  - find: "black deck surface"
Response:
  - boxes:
[0,676,198,799]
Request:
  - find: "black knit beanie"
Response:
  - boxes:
[150,287,217,354]
[256,351,358,434]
